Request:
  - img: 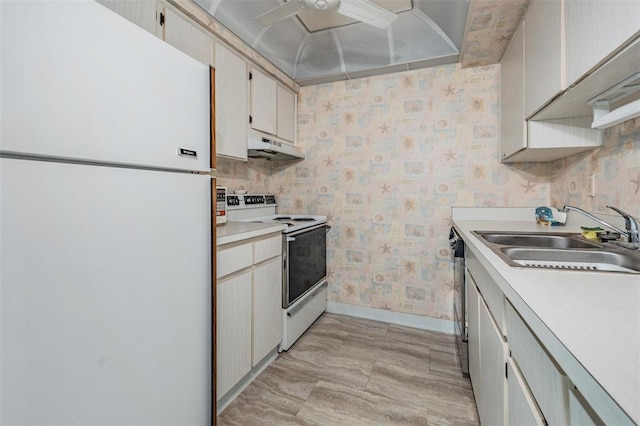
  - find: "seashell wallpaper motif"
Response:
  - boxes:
[218,63,640,320]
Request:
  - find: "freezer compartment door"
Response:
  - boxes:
[0,158,212,425]
[1,1,210,172]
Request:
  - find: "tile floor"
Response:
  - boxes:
[217,313,479,425]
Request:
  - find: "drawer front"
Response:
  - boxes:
[217,242,252,279]
[506,301,568,425]
[254,234,282,264]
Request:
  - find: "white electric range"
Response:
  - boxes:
[226,194,328,350]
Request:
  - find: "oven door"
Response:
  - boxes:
[283,224,327,308]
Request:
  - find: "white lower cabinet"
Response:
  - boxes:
[216,271,252,399]
[478,294,507,426]
[507,357,545,426]
[216,233,282,404]
[252,257,282,366]
[467,270,506,426]
[506,301,569,425]
[466,245,632,425]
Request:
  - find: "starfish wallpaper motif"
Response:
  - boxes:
[550,118,640,217]
[216,64,639,321]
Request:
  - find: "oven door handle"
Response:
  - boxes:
[286,281,327,317]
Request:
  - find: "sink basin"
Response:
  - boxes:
[472,231,640,274]
[475,232,602,249]
[501,247,640,273]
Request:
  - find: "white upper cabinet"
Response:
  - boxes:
[97,0,213,67]
[160,7,213,66]
[276,85,297,143]
[214,43,248,161]
[250,68,278,136]
[565,0,640,86]
[524,0,565,118]
[497,0,633,162]
[500,21,526,160]
[250,68,297,144]
[95,0,159,35]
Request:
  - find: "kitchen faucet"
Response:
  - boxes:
[562,205,640,243]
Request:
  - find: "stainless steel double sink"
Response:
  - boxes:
[472,231,640,274]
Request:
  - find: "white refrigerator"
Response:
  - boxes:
[1,1,213,424]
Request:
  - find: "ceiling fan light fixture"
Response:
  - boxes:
[338,0,398,29]
[255,0,304,26]
[256,0,397,29]
[303,0,339,11]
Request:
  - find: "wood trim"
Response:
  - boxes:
[210,66,216,170]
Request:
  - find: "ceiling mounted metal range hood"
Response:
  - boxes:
[248,136,305,161]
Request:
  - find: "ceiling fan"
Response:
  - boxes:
[254,0,399,29]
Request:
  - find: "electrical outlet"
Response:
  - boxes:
[588,174,596,197]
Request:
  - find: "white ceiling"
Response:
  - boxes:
[192,0,470,86]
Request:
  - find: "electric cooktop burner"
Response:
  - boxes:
[225,194,327,233]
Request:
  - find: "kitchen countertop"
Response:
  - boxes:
[452,211,639,424]
[216,221,285,245]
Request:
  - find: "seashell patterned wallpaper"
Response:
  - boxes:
[217,63,640,321]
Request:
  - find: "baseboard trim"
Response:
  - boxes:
[326,302,455,335]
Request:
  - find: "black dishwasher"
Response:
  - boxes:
[449,227,469,377]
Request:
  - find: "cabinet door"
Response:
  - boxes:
[161,7,212,66]
[565,0,640,85]
[250,68,277,135]
[214,43,248,160]
[500,21,526,160]
[478,294,507,426]
[467,271,481,391]
[524,0,565,117]
[507,357,546,426]
[506,302,568,425]
[276,85,296,143]
[252,257,283,366]
[95,0,159,36]
[217,271,252,400]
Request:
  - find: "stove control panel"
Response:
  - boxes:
[226,194,277,210]
[244,195,265,205]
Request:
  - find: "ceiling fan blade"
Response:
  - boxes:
[337,0,398,29]
[255,0,305,26]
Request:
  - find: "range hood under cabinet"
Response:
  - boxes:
[248,135,304,161]
[532,37,640,123]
